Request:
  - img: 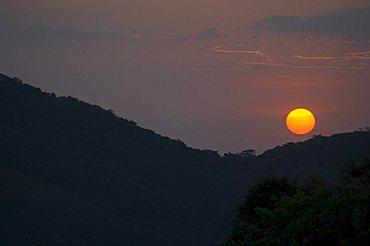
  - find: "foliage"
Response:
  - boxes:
[1,73,261,245]
[226,160,370,246]
[1,73,370,245]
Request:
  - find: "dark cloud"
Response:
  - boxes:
[194,27,230,40]
[0,26,121,44]
[253,7,370,40]
[176,27,230,41]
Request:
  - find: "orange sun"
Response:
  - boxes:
[286,108,316,135]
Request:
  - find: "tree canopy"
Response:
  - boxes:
[226,159,370,245]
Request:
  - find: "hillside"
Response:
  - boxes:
[0,74,261,245]
[0,73,369,245]
[260,132,370,179]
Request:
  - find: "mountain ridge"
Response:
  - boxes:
[1,73,369,245]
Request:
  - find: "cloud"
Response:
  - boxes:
[346,51,370,60]
[253,7,370,40]
[194,27,230,40]
[191,43,370,73]
[190,60,365,73]
[126,31,170,40]
[176,27,230,41]
[190,65,246,72]
[211,45,263,55]
[293,51,370,62]
[237,61,365,70]
[292,55,338,61]
[211,45,274,62]
[0,26,121,44]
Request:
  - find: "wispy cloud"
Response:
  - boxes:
[211,45,274,62]
[190,64,247,72]
[253,7,370,41]
[292,55,338,61]
[238,61,365,70]
[211,45,263,55]
[190,61,365,73]
[346,51,370,60]
[190,67,218,72]
[192,42,369,72]
[176,27,230,42]
[127,33,170,40]
[294,51,370,63]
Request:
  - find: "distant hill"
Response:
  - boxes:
[0,73,369,245]
[260,132,370,179]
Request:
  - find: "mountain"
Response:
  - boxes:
[0,73,261,245]
[258,132,370,181]
[0,73,369,245]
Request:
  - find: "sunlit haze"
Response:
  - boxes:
[1,0,370,153]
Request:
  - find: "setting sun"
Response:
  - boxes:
[286,108,316,135]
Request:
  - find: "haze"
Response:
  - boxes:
[1,0,370,153]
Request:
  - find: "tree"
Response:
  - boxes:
[226,177,296,245]
[226,160,370,245]
[240,149,257,157]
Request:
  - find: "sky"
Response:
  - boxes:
[1,0,370,154]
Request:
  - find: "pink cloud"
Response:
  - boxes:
[292,55,338,61]
[346,51,370,60]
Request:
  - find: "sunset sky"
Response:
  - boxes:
[1,0,370,153]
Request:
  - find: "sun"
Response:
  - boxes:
[286,108,316,135]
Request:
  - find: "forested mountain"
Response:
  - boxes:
[260,131,370,179]
[0,74,261,245]
[0,73,369,245]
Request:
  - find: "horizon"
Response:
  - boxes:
[1,0,370,153]
[1,2,370,244]
[3,72,369,156]
[2,70,370,246]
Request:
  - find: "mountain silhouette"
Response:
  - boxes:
[0,73,369,245]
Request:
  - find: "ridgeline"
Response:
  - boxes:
[1,74,369,245]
